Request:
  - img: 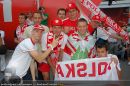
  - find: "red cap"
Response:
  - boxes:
[51,18,63,26]
[63,20,73,26]
[33,24,44,31]
[92,14,101,23]
[66,2,79,12]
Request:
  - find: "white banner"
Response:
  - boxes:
[55,58,119,81]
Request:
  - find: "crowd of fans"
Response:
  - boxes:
[0,2,130,81]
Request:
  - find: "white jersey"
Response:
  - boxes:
[16,24,28,42]
[107,27,118,42]
[26,18,34,26]
[41,32,68,64]
[96,27,109,40]
[63,31,96,61]
[6,38,37,78]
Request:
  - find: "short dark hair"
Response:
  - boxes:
[19,13,27,19]
[57,8,66,15]
[33,11,42,17]
[77,18,88,25]
[95,38,109,51]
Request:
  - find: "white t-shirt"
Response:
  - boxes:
[26,19,34,26]
[41,32,68,63]
[6,38,37,78]
[97,27,109,40]
[0,30,5,45]
[107,27,118,43]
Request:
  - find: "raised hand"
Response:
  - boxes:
[51,35,59,48]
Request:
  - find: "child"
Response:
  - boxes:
[95,39,121,80]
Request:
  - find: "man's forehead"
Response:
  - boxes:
[33,29,43,32]
[33,13,42,17]
[69,8,77,12]
[53,26,62,27]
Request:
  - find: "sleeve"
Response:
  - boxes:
[61,34,68,49]
[43,26,49,33]
[41,33,47,51]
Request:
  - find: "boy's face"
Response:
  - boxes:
[96,47,108,58]
[77,21,88,35]
[63,26,73,34]
[19,15,26,24]
[32,29,43,42]
[52,26,62,37]
[33,13,42,25]
[91,21,100,29]
[58,10,66,20]
[68,9,78,20]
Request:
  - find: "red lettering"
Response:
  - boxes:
[98,62,108,75]
[85,0,99,14]
[65,64,75,77]
[88,62,96,77]
[56,64,64,77]
[77,63,87,77]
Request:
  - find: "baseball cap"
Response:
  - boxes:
[51,18,63,26]
[33,24,44,31]
[63,20,73,27]
[92,14,101,23]
[66,2,79,12]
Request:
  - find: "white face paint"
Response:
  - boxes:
[0,0,12,22]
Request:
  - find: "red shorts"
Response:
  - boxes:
[38,62,50,72]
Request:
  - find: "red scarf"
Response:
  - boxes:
[47,31,64,66]
[71,31,89,42]
[47,31,64,55]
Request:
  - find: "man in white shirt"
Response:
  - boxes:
[6,26,58,80]
[23,12,49,80]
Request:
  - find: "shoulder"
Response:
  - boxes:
[20,38,31,44]
[16,25,20,30]
[108,54,118,59]
[25,25,33,31]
